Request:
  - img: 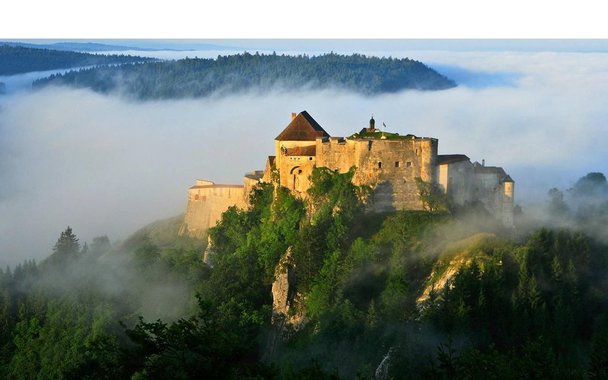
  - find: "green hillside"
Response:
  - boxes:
[2,170,608,378]
[33,52,457,100]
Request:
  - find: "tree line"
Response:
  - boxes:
[32,52,457,100]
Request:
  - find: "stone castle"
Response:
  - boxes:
[180,111,514,237]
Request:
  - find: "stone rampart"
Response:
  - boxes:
[179,181,247,238]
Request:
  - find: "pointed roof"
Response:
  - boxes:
[275,111,330,141]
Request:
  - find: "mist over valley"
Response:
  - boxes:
[2,41,608,378]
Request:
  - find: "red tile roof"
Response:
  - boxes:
[275,111,330,141]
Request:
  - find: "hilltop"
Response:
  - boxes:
[32,52,457,100]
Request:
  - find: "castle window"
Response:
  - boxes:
[194,194,199,200]
[406,161,412,167]
[298,169,302,174]
[395,161,400,168]
[309,157,313,160]
[378,162,382,169]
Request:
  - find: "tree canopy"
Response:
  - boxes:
[3,172,608,378]
[33,52,456,100]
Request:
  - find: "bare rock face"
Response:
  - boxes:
[271,247,306,334]
[202,235,214,267]
[265,247,308,360]
[417,233,496,306]
[272,247,295,322]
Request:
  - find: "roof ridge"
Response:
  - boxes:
[275,111,330,141]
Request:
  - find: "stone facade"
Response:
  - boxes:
[179,180,248,238]
[179,111,515,237]
[314,135,437,211]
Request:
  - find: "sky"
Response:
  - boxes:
[2,1,607,39]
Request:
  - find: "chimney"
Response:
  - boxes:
[482,159,485,167]
[291,112,297,120]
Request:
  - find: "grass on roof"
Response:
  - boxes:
[349,131,417,140]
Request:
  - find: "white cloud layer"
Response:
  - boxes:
[1,50,607,266]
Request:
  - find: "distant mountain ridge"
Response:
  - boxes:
[33,52,457,100]
[1,41,143,52]
[0,44,155,76]
[1,41,239,52]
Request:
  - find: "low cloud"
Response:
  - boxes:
[1,50,607,266]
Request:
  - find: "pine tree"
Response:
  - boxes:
[48,226,81,266]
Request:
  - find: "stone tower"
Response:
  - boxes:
[274,111,330,194]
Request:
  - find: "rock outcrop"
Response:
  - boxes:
[202,235,214,267]
[270,247,307,335]
[265,247,308,359]
[417,232,496,304]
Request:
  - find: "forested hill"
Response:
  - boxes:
[32,53,457,99]
[3,171,608,378]
[0,45,154,75]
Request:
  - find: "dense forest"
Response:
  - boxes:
[0,45,154,76]
[32,53,457,100]
[2,171,608,379]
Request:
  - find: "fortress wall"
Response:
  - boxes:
[273,137,442,212]
[474,172,503,217]
[280,155,316,194]
[502,181,515,226]
[315,137,438,211]
[243,173,263,201]
[180,183,247,238]
[352,138,433,211]
[315,138,357,172]
[275,140,315,170]
[416,138,438,183]
[439,161,475,206]
[275,140,317,193]
[438,165,449,191]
